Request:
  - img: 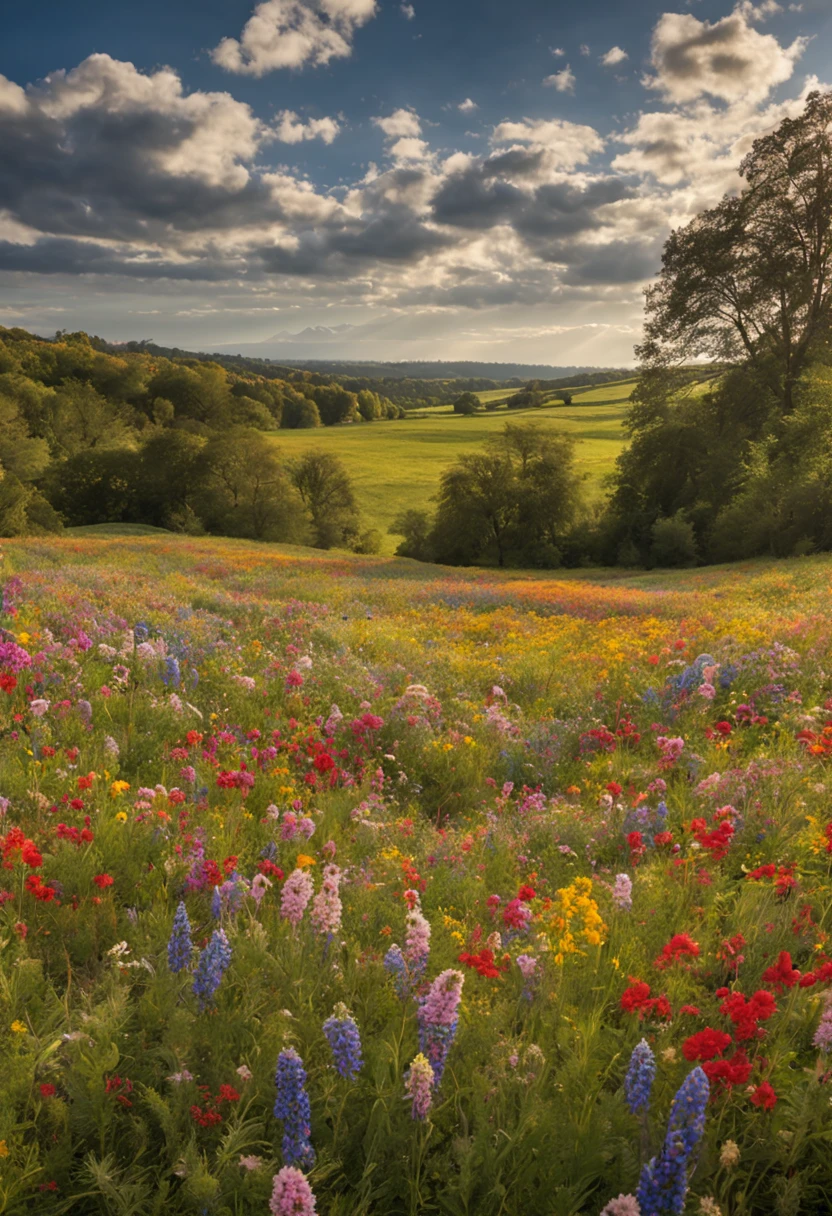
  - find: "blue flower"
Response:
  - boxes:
[323,1004,363,1079]
[192,928,232,1009]
[637,1066,709,1215]
[274,1048,315,1169]
[624,1038,655,1115]
[167,901,192,974]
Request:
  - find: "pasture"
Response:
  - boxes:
[272,380,637,550]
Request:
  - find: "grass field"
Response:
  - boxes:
[272,381,636,551]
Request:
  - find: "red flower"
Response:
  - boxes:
[655,933,700,969]
[762,951,800,992]
[458,949,506,979]
[703,1048,751,1090]
[0,674,16,693]
[93,874,114,889]
[720,989,776,1041]
[517,884,536,902]
[606,782,622,797]
[750,1080,777,1110]
[620,981,672,1020]
[39,1083,56,1098]
[679,1005,701,1016]
[653,831,674,847]
[682,1028,732,1062]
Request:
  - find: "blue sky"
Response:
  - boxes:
[1,0,830,363]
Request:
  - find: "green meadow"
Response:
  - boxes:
[271,379,636,551]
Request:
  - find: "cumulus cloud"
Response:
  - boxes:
[212,0,378,75]
[600,46,628,67]
[644,5,807,103]
[491,118,604,169]
[372,109,431,161]
[458,97,478,113]
[275,110,341,143]
[401,3,415,17]
[544,66,576,93]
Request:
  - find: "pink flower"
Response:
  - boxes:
[250,873,272,906]
[29,699,49,717]
[281,869,314,927]
[600,1196,641,1216]
[270,1166,316,1215]
[239,1155,261,1171]
[310,865,342,935]
[405,1053,433,1120]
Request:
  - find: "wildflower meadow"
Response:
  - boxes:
[3,533,832,1214]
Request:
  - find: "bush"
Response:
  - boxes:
[650,512,698,567]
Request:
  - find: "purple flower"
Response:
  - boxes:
[613,873,633,913]
[167,901,192,973]
[274,1049,315,1169]
[637,1067,709,1215]
[192,928,232,1009]
[323,1003,363,1079]
[417,969,464,1085]
[625,1038,655,1115]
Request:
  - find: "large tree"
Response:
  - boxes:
[640,91,832,412]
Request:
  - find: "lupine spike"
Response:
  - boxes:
[167,900,192,974]
[274,1048,315,1169]
[637,1066,710,1215]
[417,969,464,1085]
[323,1003,363,1079]
[624,1038,656,1115]
[192,928,232,1009]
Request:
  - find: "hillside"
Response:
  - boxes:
[3,531,832,1212]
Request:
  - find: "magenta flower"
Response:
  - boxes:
[281,869,314,927]
[269,1166,317,1215]
[405,1053,433,1121]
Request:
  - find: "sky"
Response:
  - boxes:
[1,0,830,365]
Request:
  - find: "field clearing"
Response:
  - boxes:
[4,532,832,1212]
[271,391,633,550]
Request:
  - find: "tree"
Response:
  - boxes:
[452,392,480,415]
[639,91,832,412]
[390,509,434,562]
[289,450,361,549]
[432,451,518,566]
[50,379,135,455]
[357,390,384,421]
[281,391,321,429]
[196,429,303,543]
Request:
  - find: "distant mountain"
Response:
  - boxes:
[266,324,356,342]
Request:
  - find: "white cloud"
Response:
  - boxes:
[551,47,566,57]
[614,74,824,190]
[579,43,590,56]
[458,97,478,113]
[373,108,422,138]
[491,117,604,169]
[544,66,576,93]
[275,110,341,144]
[400,3,415,17]
[600,46,628,67]
[212,0,378,75]
[644,5,807,103]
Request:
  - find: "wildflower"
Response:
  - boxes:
[167,901,193,974]
[719,1140,740,1169]
[269,1166,317,1215]
[699,1200,722,1216]
[310,864,342,936]
[237,1064,253,1081]
[92,873,114,889]
[417,969,464,1085]
[384,944,409,997]
[239,1155,261,1171]
[274,1049,315,1169]
[600,1198,641,1216]
[637,1067,709,1215]
[192,928,232,1010]
[655,934,700,969]
[323,1003,363,1079]
[762,951,800,992]
[750,1080,777,1110]
[281,869,314,927]
[813,992,832,1051]
[682,1029,732,1062]
[39,1083,56,1098]
[405,1053,434,1121]
[625,1039,656,1115]
[612,873,633,913]
[10,1020,27,1035]
[404,900,431,980]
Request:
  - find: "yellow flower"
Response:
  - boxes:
[10,1021,27,1035]
[296,854,316,868]
[110,780,130,797]
[115,811,128,824]
[0,1140,8,1158]
[17,632,30,645]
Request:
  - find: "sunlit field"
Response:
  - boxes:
[271,386,635,551]
[4,531,832,1213]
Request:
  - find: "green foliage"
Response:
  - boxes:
[452,393,480,416]
[290,450,361,549]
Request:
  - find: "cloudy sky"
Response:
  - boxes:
[1,0,830,364]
